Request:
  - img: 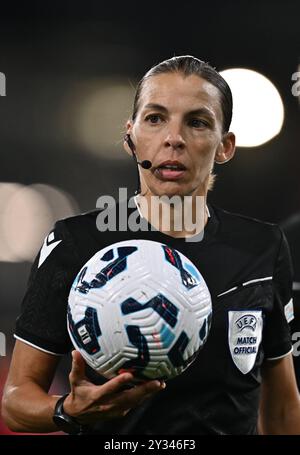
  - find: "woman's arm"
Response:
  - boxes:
[1,340,164,433]
[259,352,300,434]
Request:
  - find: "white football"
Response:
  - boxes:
[67,239,212,380]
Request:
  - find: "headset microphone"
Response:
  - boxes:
[125,134,153,169]
[125,134,153,194]
[137,159,152,169]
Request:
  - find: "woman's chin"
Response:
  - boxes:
[146,181,203,198]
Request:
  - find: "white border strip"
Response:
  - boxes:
[217,277,273,298]
[14,335,63,357]
[217,286,238,297]
[266,347,293,361]
[242,276,273,286]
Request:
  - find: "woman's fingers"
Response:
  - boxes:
[69,350,87,386]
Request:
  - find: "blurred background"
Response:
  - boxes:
[0,0,299,434]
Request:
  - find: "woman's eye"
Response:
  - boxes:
[145,114,162,124]
[189,118,208,128]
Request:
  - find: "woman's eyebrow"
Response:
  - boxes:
[186,107,216,120]
[143,103,168,113]
[143,103,215,120]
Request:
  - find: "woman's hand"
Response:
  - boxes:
[63,350,165,425]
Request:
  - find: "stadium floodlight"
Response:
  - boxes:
[220,68,284,147]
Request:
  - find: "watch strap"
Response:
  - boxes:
[53,394,85,435]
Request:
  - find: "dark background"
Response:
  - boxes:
[0,0,299,434]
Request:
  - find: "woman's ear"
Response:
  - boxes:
[214,132,236,164]
[123,120,134,156]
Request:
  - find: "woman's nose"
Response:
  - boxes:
[163,130,186,149]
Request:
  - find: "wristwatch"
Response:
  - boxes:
[53,394,85,435]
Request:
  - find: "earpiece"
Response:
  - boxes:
[124,134,136,153]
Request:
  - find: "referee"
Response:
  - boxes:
[2,56,300,435]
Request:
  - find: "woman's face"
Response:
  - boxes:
[126,72,234,198]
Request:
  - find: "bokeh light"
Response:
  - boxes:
[220,68,284,147]
[60,79,135,159]
[0,183,23,262]
[0,184,78,263]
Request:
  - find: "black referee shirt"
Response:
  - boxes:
[15,200,293,435]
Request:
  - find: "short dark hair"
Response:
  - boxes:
[131,55,233,133]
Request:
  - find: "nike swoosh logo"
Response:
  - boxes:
[38,232,62,268]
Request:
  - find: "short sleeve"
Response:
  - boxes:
[14,220,81,355]
[263,228,294,360]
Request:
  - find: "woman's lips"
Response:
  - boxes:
[154,168,186,181]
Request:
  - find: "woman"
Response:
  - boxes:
[2,55,300,435]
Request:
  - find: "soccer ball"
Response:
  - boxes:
[67,239,212,380]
